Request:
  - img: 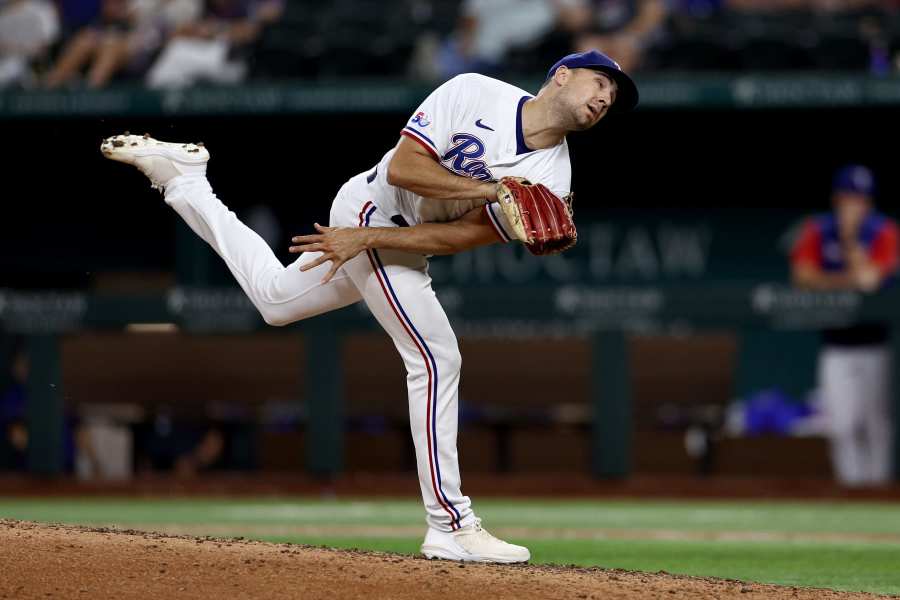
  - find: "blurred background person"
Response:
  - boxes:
[790,165,899,486]
[432,0,560,78]
[431,0,666,79]
[0,346,87,474]
[145,0,283,89]
[43,0,201,89]
[134,408,226,478]
[0,0,59,88]
[0,347,29,471]
[44,0,135,88]
[555,0,667,72]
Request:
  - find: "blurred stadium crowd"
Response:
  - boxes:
[2,0,900,90]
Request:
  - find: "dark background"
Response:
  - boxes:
[3,105,897,289]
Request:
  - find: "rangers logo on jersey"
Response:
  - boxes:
[411,111,430,127]
[441,133,494,181]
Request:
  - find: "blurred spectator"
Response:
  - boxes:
[0,349,29,470]
[790,165,899,486]
[43,0,201,89]
[433,0,559,79]
[555,0,667,72]
[28,0,900,86]
[134,409,226,477]
[145,0,283,89]
[0,346,92,474]
[0,346,94,474]
[660,0,893,72]
[44,0,133,88]
[0,0,59,88]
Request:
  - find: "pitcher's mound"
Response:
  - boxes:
[0,520,888,599]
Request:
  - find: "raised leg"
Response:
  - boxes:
[164,175,362,325]
[100,133,362,325]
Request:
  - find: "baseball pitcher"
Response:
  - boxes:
[102,50,638,562]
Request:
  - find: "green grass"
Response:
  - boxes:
[1,497,899,595]
[258,536,900,595]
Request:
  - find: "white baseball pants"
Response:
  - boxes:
[164,173,474,532]
[819,345,893,486]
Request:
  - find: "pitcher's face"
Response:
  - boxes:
[557,68,618,130]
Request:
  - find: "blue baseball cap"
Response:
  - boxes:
[833,165,875,197]
[546,49,639,114]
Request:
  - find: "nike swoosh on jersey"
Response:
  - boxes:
[475,119,495,131]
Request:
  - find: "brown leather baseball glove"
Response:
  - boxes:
[495,177,577,255]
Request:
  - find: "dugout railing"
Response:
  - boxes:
[3,283,899,480]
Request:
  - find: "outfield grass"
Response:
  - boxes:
[1,498,898,595]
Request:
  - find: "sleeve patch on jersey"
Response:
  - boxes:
[411,111,431,127]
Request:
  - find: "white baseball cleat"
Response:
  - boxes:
[100,133,209,190]
[421,518,530,563]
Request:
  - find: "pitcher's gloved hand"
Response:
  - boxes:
[495,177,577,255]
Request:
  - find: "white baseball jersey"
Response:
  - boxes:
[365,73,572,241]
[158,73,579,536]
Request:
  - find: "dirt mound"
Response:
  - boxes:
[0,520,889,599]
